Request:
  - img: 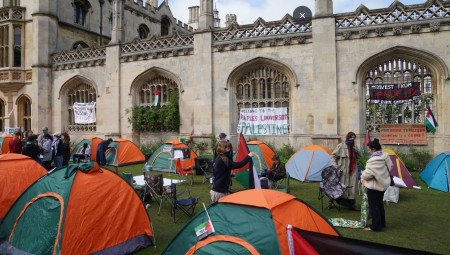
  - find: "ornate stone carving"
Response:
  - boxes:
[429,21,440,32]
[152,52,158,59]
[283,38,291,45]
[296,36,306,44]
[359,29,368,38]
[120,33,194,54]
[255,40,263,48]
[269,39,277,47]
[183,48,189,55]
[393,26,403,35]
[88,60,95,66]
[375,28,385,37]
[242,41,250,49]
[217,44,224,52]
[132,55,138,61]
[342,31,352,40]
[0,72,8,80]
[142,53,149,60]
[172,50,179,56]
[229,43,237,51]
[53,65,59,71]
[12,72,21,80]
[410,24,421,33]
[162,51,168,58]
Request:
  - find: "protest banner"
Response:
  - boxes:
[3,127,21,136]
[368,82,421,104]
[380,124,427,145]
[237,108,288,135]
[73,102,97,124]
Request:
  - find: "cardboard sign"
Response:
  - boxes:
[368,82,421,104]
[237,108,289,135]
[3,127,21,136]
[380,124,427,145]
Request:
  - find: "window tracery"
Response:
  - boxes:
[139,75,178,107]
[161,18,170,36]
[17,95,31,131]
[138,25,149,39]
[0,26,9,67]
[67,83,97,132]
[74,0,90,26]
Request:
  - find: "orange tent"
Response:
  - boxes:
[247,141,276,172]
[105,139,146,166]
[0,135,13,154]
[162,189,339,255]
[0,162,154,254]
[0,154,48,221]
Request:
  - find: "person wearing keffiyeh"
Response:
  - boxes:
[330,132,362,211]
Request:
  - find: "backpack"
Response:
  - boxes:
[259,177,271,189]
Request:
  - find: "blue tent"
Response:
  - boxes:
[420,151,450,193]
[286,145,332,182]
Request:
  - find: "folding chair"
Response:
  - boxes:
[201,159,215,188]
[176,158,194,186]
[142,172,172,216]
[122,172,144,195]
[318,166,352,212]
[170,183,199,223]
[272,173,290,193]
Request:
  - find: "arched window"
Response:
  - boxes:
[0,26,9,68]
[73,41,89,49]
[236,66,290,116]
[74,0,90,26]
[161,17,170,36]
[17,95,31,131]
[67,83,97,132]
[13,26,21,67]
[365,57,434,129]
[0,98,4,131]
[7,0,19,6]
[138,25,149,39]
[139,75,178,107]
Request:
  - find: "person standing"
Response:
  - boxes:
[330,132,362,211]
[52,132,64,168]
[22,135,40,162]
[22,130,33,147]
[38,126,51,145]
[61,132,71,166]
[362,138,392,232]
[9,131,22,153]
[211,141,253,202]
[96,138,113,166]
[41,134,53,170]
[213,133,233,160]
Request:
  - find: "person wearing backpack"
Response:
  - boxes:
[52,132,64,169]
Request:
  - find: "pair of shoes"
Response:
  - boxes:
[326,201,333,210]
[364,227,372,231]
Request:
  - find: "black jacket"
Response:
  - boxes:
[212,155,251,193]
[52,139,64,157]
[213,140,234,160]
[62,140,71,162]
[22,143,40,162]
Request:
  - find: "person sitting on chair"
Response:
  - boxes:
[73,143,91,164]
[261,155,286,181]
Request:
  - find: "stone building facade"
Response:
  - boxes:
[0,0,449,155]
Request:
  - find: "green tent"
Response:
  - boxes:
[145,141,198,173]
[69,137,103,161]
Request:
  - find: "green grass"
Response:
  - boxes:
[118,164,450,255]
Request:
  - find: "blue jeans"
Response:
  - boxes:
[54,155,63,169]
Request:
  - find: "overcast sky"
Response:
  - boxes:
[158,0,427,26]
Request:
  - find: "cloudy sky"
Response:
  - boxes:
[157,0,426,26]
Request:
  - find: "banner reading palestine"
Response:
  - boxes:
[368,82,421,104]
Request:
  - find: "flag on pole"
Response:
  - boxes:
[152,91,161,107]
[364,130,370,152]
[425,107,438,132]
[189,128,194,144]
[195,203,215,241]
[234,133,261,189]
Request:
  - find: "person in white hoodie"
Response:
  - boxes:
[361,138,393,232]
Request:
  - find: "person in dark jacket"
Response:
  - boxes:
[52,132,64,168]
[261,155,286,181]
[213,133,233,160]
[9,131,22,153]
[61,132,71,166]
[211,141,253,202]
[96,138,113,166]
[21,135,40,162]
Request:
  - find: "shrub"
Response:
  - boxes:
[246,135,258,142]
[193,141,208,155]
[357,150,371,170]
[209,133,218,155]
[397,147,432,172]
[140,138,165,154]
[275,142,295,164]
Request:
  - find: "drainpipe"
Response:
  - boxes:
[99,0,105,45]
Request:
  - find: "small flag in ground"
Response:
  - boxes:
[152,91,161,107]
[195,203,215,241]
[425,107,438,132]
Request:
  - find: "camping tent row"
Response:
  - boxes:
[145,141,198,172]
[421,151,450,193]
[0,162,154,255]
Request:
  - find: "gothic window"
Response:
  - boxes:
[138,25,149,39]
[67,83,97,132]
[13,26,21,67]
[237,85,243,100]
[74,0,90,26]
[17,95,31,131]
[161,18,170,36]
[139,75,178,107]
[7,0,19,6]
[73,41,89,49]
[0,26,9,68]
[0,98,4,131]
[109,13,113,35]
[365,57,434,131]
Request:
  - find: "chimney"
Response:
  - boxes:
[188,6,200,30]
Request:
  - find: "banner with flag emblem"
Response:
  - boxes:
[152,91,161,107]
[195,203,215,241]
[425,107,438,132]
[234,133,261,189]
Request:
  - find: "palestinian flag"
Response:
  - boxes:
[234,133,261,189]
[152,91,161,106]
[195,220,215,241]
[370,85,377,90]
[425,107,438,132]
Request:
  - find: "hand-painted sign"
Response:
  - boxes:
[380,124,427,145]
[237,108,289,135]
[73,102,96,124]
[368,82,421,104]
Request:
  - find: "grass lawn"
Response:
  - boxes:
[118,164,450,255]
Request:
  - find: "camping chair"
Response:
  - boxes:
[142,172,172,216]
[122,172,144,195]
[272,173,290,193]
[170,183,199,223]
[201,159,215,188]
[318,166,352,212]
[176,158,194,186]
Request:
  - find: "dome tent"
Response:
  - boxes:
[105,139,146,166]
[420,151,450,193]
[0,135,13,154]
[286,145,332,182]
[0,154,48,223]
[233,141,276,173]
[0,162,154,255]
[145,141,198,173]
[70,137,103,161]
[383,149,418,188]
